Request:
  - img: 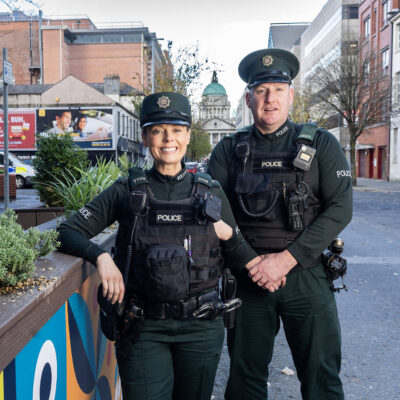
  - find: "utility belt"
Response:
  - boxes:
[132,289,241,320]
[98,272,241,342]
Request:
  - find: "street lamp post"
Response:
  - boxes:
[2,48,12,209]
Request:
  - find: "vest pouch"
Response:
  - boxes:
[235,173,278,220]
[145,244,190,303]
[97,285,122,341]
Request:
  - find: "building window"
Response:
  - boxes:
[382,1,389,26]
[363,61,370,85]
[396,72,400,104]
[381,47,389,74]
[136,121,140,141]
[364,16,371,39]
[103,33,122,43]
[397,23,400,51]
[393,128,398,164]
[117,111,120,135]
[342,5,358,19]
[343,41,358,55]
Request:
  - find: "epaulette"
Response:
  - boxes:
[297,123,318,144]
[211,179,221,188]
[127,167,149,190]
[193,172,213,187]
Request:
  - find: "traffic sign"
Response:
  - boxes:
[3,60,14,85]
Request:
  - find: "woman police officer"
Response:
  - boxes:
[58,92,263,400]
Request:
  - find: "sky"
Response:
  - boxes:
[3,0,328,112]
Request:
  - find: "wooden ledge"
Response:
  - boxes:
[0,218,117,372]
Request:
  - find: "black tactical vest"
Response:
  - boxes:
[234,124,321,258]
[114,168,223,305]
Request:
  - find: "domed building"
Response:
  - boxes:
[199,72,235,149]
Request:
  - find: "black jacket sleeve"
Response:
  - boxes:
[58,180,127,265]
[287,130,353,264]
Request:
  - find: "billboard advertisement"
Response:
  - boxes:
[0,110,36,150]
[36,108,113,149]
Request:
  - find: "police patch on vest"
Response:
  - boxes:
[261,160,283,168]
[156,212,184,224]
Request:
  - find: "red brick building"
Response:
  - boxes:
[0,12,168,92]
[358,0,400,179]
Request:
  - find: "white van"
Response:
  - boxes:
[0,152,35,188]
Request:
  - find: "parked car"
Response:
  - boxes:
[0,152,35,188]
[185,162,197,173]
[197,162,208,173]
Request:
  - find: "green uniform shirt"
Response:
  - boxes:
[207,119,353,266]
[58,165,257,272]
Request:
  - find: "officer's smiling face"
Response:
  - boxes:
[246,82,293,134]
[142,124,190,175]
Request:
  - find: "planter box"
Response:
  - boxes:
[14,207,65,229]
[0,219,120,399]
[0,173,16,199]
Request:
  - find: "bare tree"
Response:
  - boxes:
[154,42,218,100]
[0,0,40,12]
[132,42,218,99]
[132,42,219,134]
[304,44,390,186]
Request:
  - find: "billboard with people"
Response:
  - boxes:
[0,110,36,150]
[36,108,113,149]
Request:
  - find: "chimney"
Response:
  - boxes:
[104,74,120,96]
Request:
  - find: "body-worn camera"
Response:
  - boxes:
[323,237,348,292]
[293,144,316,171]
[196,192,222,223]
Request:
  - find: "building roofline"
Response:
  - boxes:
[270,22,311,26]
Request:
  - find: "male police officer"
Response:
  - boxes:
[208,49,353,399]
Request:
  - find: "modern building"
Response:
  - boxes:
[198,72,236,149]
[268,22,310,93]
[389,9,400,180]
[300,0,360,151]
[0,11,169,93]
[235,89,253,129]
[357,0,400,179]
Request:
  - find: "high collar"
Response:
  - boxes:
[253,119,291,141]
[149,162,189,183]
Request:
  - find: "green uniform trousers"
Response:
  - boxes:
[116,317,224,400]
[225,265,344,400]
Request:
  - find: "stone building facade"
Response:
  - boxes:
[198,72,235,149]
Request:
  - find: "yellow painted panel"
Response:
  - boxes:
[0,370,4,400]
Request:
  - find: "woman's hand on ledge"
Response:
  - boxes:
[96,252,125,304]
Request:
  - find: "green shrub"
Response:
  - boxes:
[0,209,60,287]
[47,157,122,213]
[117,154,135,176]
[33,133,89,207]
